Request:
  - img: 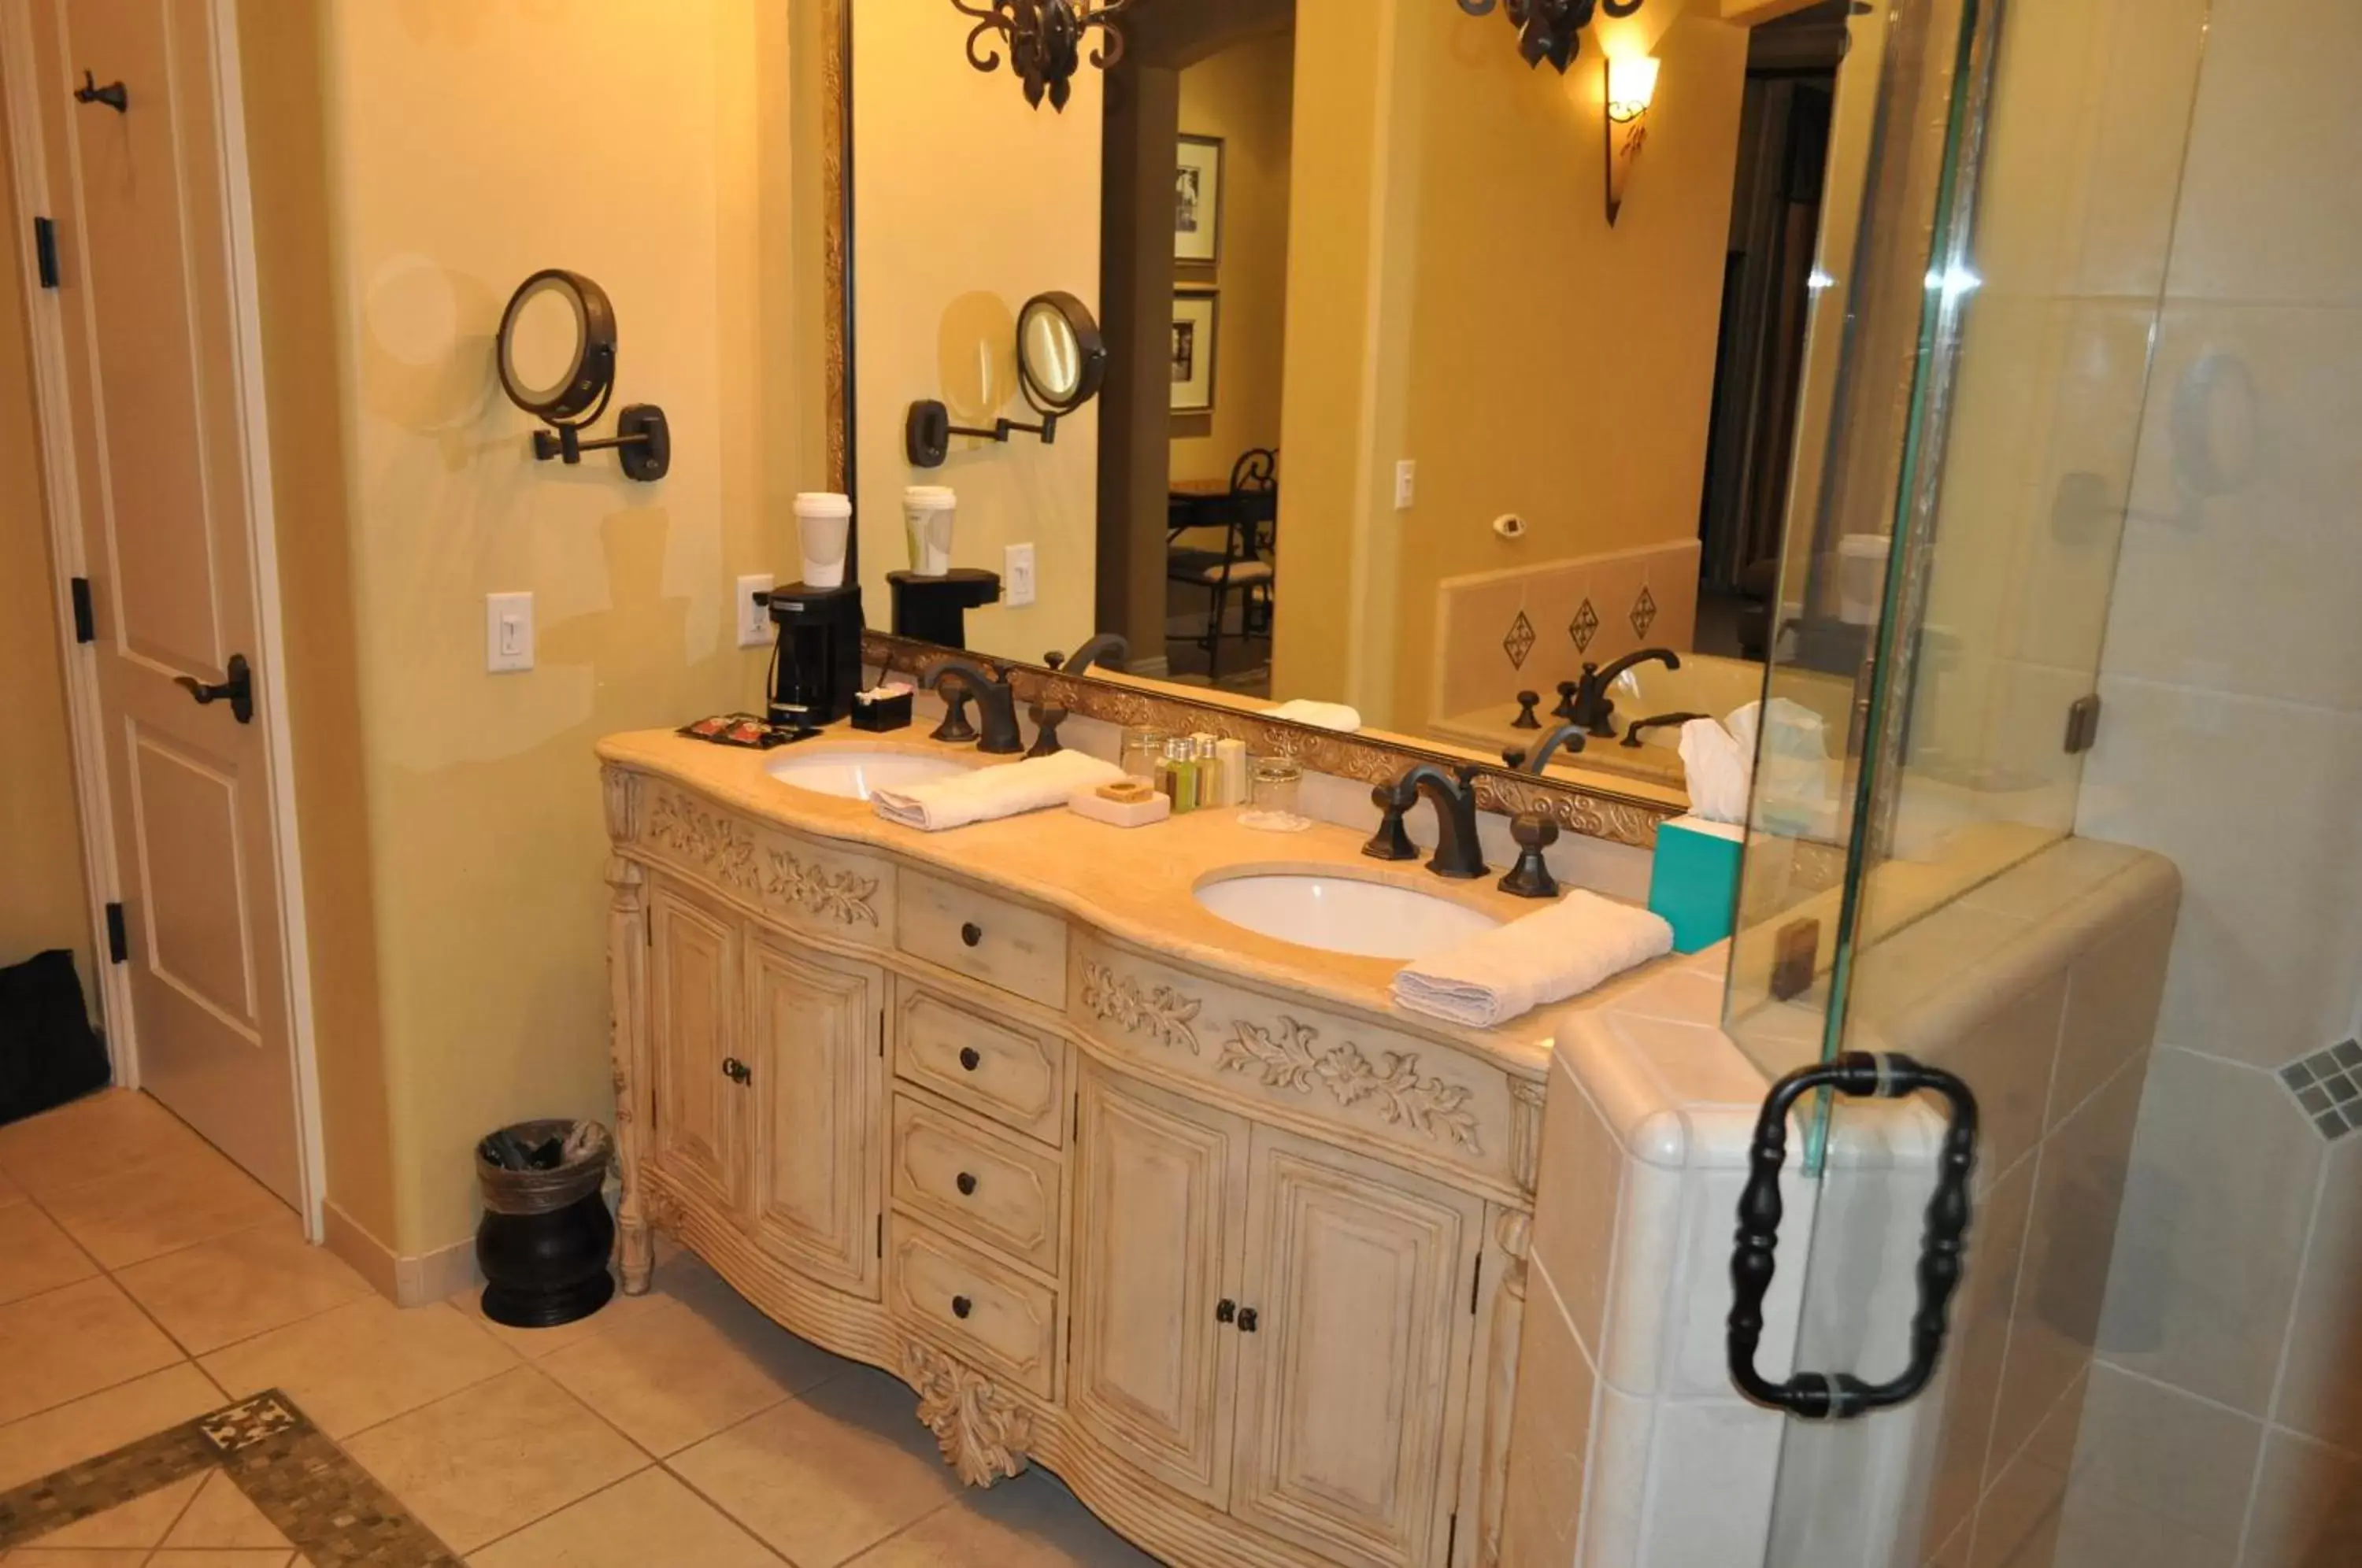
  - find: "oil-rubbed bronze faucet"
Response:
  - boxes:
[1050,634,1131,679]
[1495,723,1588,898]
[920,656,1024,754]
[1565,648,1682,739]
[1364,762,1490,879]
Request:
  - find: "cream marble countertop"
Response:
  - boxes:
[598,725,1690,1079]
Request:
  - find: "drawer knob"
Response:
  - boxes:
[952,1294,973,1319]
[720,1056,751,1085]
[1238,1306,1260,1333]
[1216,1298,1235,1324]
[956,1171,978,1196]
[961,921,983,948]
[958,1047,982,1072]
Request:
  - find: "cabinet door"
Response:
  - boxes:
[1068,1065,1250,1508]
[1231,1126,1485,1568]
[747,933,884,1298]
[648,878,742,1214]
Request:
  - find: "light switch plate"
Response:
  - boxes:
[1394,459,1416,510]
[736,574,775,649]
[486,591,534,673]
[1005,542,1037,607]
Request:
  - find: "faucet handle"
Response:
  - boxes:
[1025,704,1068,758]
[1501,745,1528,771]
[1552,680,1582,723]
[1361,782,1418,863]
[1043,652,1065,671]
[1498,813,1561,900]
[1512,690,1542,730]
[931,686,978,745]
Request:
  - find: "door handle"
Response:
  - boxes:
[1728,1050,1979,1421]
[721,1056,752,1085]
[174,653,254,724]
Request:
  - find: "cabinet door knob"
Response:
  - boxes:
[958,1047,982,1071]
[720,1056,751,1085]
[1216,1298,1236,1324]
[955,1171,978,1196]
[1237,1306,1259,1333]
[951,1294,973,1319]
[961,922,983,948]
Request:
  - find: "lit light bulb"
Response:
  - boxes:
[1606,56,1661,123]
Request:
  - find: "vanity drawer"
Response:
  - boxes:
[895,987,1068,1145]
[898,869,1067,1009]
[887,1216,1059,1400]
[893,1094,1063,1276]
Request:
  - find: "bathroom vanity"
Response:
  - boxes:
[598,727,1586,1568]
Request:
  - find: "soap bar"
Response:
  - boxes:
[1068,785,1172,827]
[1648,814,1745,954]
[1098,779,1156,804]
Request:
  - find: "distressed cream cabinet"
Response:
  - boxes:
[604,765,1549,1568]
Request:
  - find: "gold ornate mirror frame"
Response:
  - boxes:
[807,0,1679,851]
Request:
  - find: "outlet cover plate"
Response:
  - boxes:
[737,574,776,648]
[1005,542,1037,607]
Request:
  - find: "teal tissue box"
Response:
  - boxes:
[1649,815,1745,954]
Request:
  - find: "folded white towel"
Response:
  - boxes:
[874,751,1124,832]
[1391,891,1673,1029]
[1267,699,1362,733]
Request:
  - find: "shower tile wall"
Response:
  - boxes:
[2068,0,2362,1562]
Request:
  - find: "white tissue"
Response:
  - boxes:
[1679,718,1753,825]
[1727,698,1840,838]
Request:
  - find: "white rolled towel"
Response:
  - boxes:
[1392,891,1674,1029]
[1266,699,1362,732]
[873,750,1124,832]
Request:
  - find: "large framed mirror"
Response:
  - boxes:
[803,0,1886,834]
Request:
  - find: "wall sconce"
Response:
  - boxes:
[950,0,1131,112]
[1604,54,1660,227]
[1457,0,1647,75]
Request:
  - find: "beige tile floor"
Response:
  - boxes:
[0,1091,1159,1566]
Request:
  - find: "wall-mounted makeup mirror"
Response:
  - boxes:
[905,289,1106,467]
[496,268,670,480]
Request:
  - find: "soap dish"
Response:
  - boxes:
[1068,782,1171,828]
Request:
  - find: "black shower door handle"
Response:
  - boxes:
[1727,1050,1979,1421]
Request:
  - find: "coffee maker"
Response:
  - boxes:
[766,582,863,729]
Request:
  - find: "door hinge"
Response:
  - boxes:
[1446,1511,1459,1563]
[105,902,128,963]
[2064,693,2103,755]
[1470,1254,1483,1315]
[878,1008,885,1056]
[32,216,59,289]
[1072,1091,1081,1141]
[68,577,94,643]
[876,1212,884,1258]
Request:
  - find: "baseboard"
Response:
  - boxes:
[321,1200,479,1307]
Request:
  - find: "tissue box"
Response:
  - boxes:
[1648,815,1745,954]
[850,690,913,732]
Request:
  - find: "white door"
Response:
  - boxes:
[12,0,302,1204]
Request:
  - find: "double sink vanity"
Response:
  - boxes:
[598,716,1645,1568]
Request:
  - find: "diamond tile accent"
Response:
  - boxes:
[1631,586,1658,638]
[2281,1042,2362,1141]
[1502,611,1537,670]
[1568,599,1600,654]
[199,1396,298,1454]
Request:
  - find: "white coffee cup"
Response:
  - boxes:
[794,492,853,588]
[903,486,957,576]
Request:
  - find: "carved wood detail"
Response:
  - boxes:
[1217,1017,1485,1156]
[1509,1078,1547,1196]
[1080,960,1203,1055]
[905,1340,1033,1488]
[765,846,880,927]
[646,792,761,891]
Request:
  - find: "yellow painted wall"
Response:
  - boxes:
[1272,0,1748,730]
[853,2,1101,663]
[0,106,94,997]
[309,0,789,1253]
[1170,31,1294,488]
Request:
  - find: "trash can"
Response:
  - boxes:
[475,1119,616,1329]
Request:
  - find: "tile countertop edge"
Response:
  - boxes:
[594,727,1714,1082]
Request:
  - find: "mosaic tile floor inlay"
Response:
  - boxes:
[0,1387,460,1564]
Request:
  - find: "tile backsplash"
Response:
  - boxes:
[1431,539,1701,725]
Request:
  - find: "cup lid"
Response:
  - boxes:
[794,492,853,517]
[904,486,957,505]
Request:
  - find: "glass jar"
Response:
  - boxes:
[1240,756,1310,832]
[1120,726,1169,782]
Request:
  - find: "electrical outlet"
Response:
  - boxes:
[736,574,775,649]
[1394,459,1416,510]
[486,591,534,673]
[1005,542,1037,607]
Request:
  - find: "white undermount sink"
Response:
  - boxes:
[766,749,971,801]
[1194,873,1500,961]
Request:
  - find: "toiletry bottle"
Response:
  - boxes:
[1159,737,1198,812]
[1194,735,1223,806]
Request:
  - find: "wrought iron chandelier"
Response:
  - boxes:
[950,0,1133,112]
[1457,0,1647,74]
